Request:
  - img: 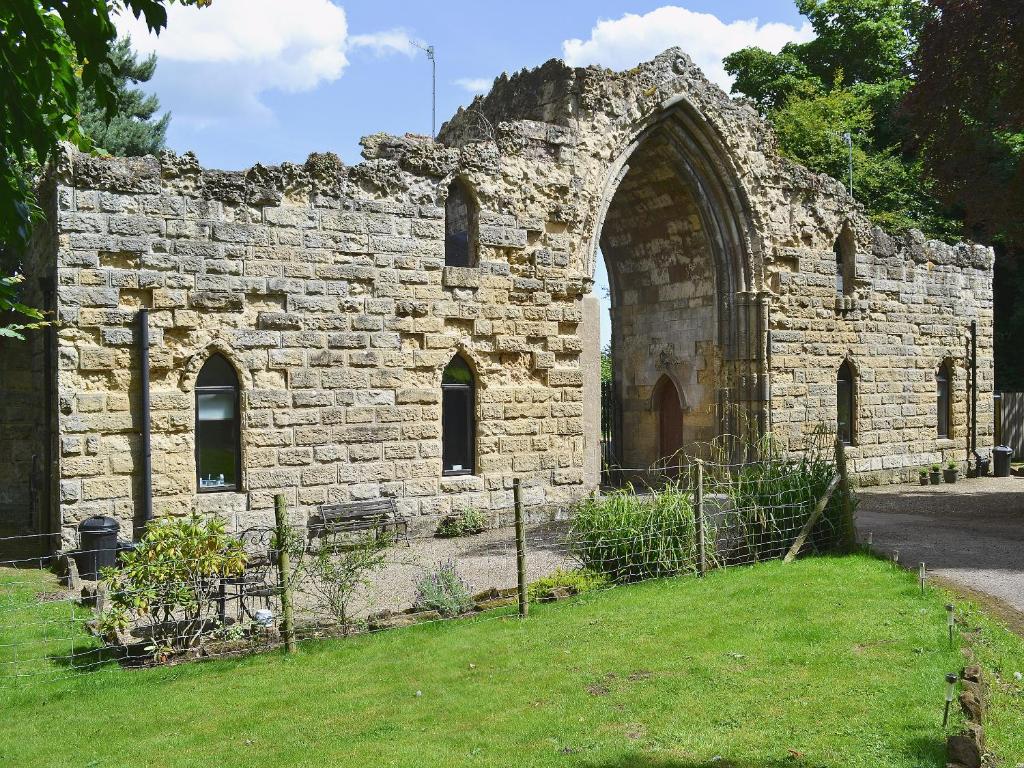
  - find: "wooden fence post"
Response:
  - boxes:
[783,473,842,563]
[273,493,297,653]
[513,478,528,618]
[695,460,706,577]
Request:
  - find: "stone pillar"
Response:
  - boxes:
[581,295,602,491]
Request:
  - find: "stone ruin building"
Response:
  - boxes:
[0,49,994,546]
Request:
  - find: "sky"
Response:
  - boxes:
[116,1,815,347]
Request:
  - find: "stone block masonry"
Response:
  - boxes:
[0,48,993,544]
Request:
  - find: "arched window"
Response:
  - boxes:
[442,355,475,476]
[444,179,476,267]
[196,354,241,491]
[834,224,855,296]
[837,360,855,446]
[937,360,952,438]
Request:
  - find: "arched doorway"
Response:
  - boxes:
[595,105,765,475]
[655,376,684,467]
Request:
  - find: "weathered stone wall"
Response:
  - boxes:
[0,176,57,535]
[8,48,994,542]
[769,218,994,483]
[43,141,594,543]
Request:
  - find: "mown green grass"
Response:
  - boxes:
[1,555,1022,768]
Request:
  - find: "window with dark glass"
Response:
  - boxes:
[196,354,241,491]
[837,360,855,445]
[442,355,475,476]
[444,180,476,267]
[937,361,952,438]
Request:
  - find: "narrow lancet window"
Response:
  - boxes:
[445,180,476,267]
[442,355,475,475]
[196,354,241,491]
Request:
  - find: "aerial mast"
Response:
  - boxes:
[411,40,436,139]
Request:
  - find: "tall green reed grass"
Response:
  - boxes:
[570,484,697,583]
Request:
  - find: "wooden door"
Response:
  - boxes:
[657,377,684,466]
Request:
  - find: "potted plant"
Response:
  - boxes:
[943,460,959,484]
[918,468,929,486]
[929,464,942,485]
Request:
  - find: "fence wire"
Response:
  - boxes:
[0,438,851,681]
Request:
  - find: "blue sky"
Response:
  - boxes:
[118,1,814,346]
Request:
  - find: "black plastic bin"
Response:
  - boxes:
[77,516,120,580]
[993,445,1013,478]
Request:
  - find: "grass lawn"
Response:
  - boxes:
[2,555,1022,768]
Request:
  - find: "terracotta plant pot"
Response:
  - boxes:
[943,468,959,484]
[929,471,942,485]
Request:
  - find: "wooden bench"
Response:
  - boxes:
[308,498,409,545]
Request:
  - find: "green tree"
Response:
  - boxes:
[0,275,47,340]
[79,37,170,157]
[0,0,207,337]
[724,0,956,238]
[903,1,1024,388]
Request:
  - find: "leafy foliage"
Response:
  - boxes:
[0,0,208,256]
[434,508,486,538]
[724,0,958,238]
[712,444,847,563]
[571,484,697,583]
[0,275,47,340]
[526,568,609,602]
[79,37,169,157]
[295,532,391,630]
[904,1,1024,247]
[98,514,245,658]
[903,1,1024,388]
[414,561,473,617]
[600,344,612,383]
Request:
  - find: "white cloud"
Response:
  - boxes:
[562,5,814,91]
[454,77,492,95]
[118,0,349,91]
[349,28,417,57]
[114,0,414,123]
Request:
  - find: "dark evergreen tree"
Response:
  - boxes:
[904,1,1024,389]
[79,37,169,157]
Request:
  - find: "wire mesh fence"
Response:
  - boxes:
[0,435,853,680]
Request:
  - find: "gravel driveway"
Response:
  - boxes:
[856,477,1024,623]
[293,521,576,622]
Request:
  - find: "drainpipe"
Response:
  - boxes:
[765,328,773,434]
[758,292,771,438]
[970,320,978,462]
[138,309,153,524]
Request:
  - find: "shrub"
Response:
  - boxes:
[714,439,851,562]
[527,568,609,602]
[297,531,391,630]
[570,484,697,583]
[414,561,473,617]
[435,508,486,538]
[98,515,246,658]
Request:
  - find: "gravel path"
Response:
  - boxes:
[293,521,576,622]
[856,477,1024,622]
